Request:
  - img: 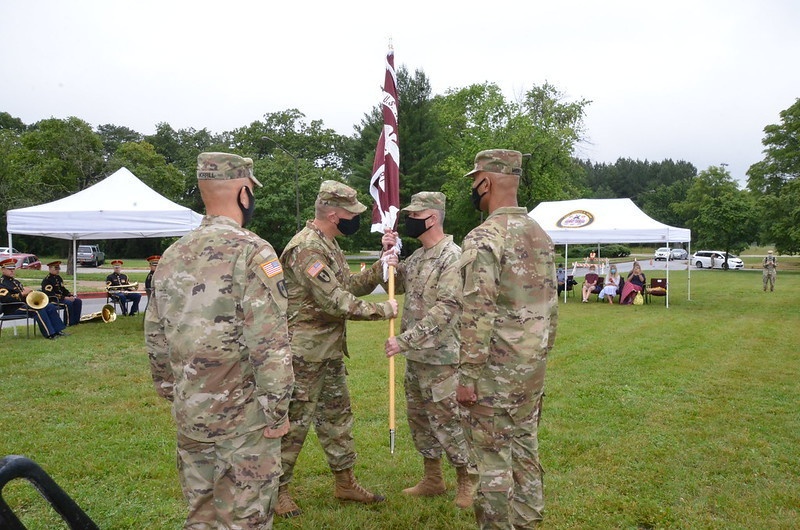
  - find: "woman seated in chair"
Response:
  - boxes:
[620,261,646,304]
[598,265,621,305]
[581,264,599,303]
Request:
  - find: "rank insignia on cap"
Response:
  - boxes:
[306,260,324,278]
[261,258,283,278]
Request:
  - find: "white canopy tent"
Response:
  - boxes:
[528,198,692,307]
[6,167,203,293]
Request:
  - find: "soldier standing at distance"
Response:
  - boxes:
[457,149,558,529]
[763,250,777,292]
[381,192,474,509]
[41,260,83,325]
[145,152,294,529]
[276,180,398,518]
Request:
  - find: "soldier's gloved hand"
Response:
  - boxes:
[385,337,401,358]
[263,420,290,439]
[387,299,398,317]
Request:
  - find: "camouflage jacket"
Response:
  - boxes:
[280,220,392,363]
[459,207,558,412]
[144,215,294,442]
[392,235,462,365]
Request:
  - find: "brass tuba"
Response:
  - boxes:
[79,304,117,323]
[25,290,49,310]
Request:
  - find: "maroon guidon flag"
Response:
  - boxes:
[369,47,400,234]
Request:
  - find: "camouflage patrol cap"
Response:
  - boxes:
[317,180,367,214]
[464,149,523,178]
[197,152,263,188]
[402,191,446,212]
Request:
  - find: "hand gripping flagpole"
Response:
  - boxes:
[369,45,400,453]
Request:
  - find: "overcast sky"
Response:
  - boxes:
[2,0,798,187]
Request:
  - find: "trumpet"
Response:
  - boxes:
[25,290,49,310]
[107,282,139,292]
[79,304,117,323]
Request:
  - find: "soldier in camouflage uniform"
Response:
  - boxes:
[763,250,777,292]
[145,152,294,530]
[381,192,474,509]
[276,180,398,518]
[457,149,558,529]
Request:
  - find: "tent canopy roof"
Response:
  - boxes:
[528,198,690,245]
[6,167,202,240]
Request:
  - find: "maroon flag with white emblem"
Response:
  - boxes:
[369,47,400,233]
[369,46,400,454]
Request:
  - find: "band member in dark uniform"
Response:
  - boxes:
[106,259,141,316]
[41,260,83,326]
[1,258,67,339]
[145,255,160,294]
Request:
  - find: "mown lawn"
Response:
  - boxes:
[1,267,798,529]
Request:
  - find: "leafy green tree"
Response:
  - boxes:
[436,82,591,241]
[106,141,186,202]
[96,124,143,160]
[17,117,105,198]
[747,98,800,253]
[677,166,757,262]
[0,112,26,132]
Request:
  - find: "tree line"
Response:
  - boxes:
[1,69,798,261]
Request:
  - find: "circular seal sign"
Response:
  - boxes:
[557,210,594,228]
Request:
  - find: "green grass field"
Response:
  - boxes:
[1,268,798,529]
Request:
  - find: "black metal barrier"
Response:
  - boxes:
[0,455,98,530]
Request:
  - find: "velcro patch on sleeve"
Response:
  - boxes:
[306,260,324,278]
[260,258,283,278]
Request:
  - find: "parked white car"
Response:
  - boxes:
[654,247,689,261]
[692,250,744,270]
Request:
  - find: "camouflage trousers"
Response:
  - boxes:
[462,395,544,530]
[405,361,470,467]
[763,270,776,291]
[176,429,281,530]
[280,357,356,486]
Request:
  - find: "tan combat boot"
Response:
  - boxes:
[454,466,476,509]
[402,457,446,496]
[333,468,386,503]
[275,485,302,518]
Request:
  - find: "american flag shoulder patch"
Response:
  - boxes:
[306,260,324,277]
[260,259,283,278]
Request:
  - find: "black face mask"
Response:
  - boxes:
[337,214,361,236]
[471,178,488,211]
[404,215,432,239]
[238,186,256,228]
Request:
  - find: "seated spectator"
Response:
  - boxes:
[41,260,83,325]
[581,264,599,303]
[620,261,646,304]
[1,258,67,339]
[598,265,621,305]
[106,260,141,316]
[556,265,566,294]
